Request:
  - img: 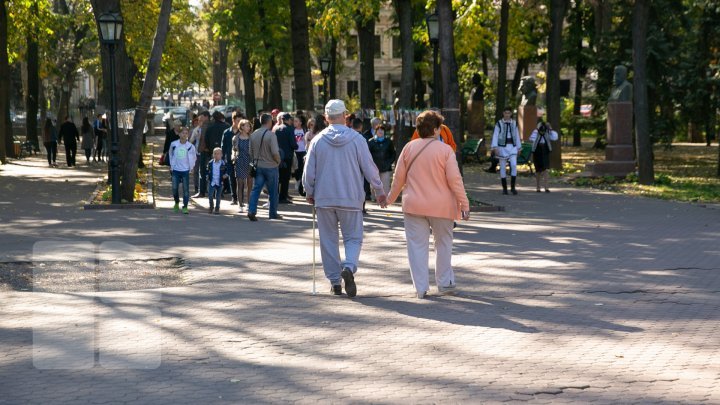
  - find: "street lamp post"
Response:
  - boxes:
[97,12,123,204]
[426,12,440,108]
[319,57,331,105]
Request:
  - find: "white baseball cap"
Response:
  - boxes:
[325,99,347,115]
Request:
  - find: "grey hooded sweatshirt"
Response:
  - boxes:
[303,124,384,210]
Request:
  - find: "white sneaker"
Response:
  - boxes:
[261,202,269,208]
[416,291,428,299]
[438,283,456,295]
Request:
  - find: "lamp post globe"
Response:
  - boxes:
[98,12,123,44]
[98,12,123,204]
[425,13,439,44]
[319,57,331,105]
[426,12,441,108]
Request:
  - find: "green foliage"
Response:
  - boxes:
[208,0,293,79]
[122,0,208,96]
[507,0,550,63]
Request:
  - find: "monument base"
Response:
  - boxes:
[584,101,635,177]
[518,105,538,141]
[585,161,636,177]
[605,145,634,161]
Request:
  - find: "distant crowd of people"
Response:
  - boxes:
[40,113,110,168]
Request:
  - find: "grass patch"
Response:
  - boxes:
[564,141,720,203]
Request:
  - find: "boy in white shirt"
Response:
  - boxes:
[169,128,197,214]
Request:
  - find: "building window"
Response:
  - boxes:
[374,35,381,59]
[346,35,358,60]
[347,81,359,97]
[392,35,402,59]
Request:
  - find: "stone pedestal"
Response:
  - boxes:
[585,102,636,177]
[466,99,487,155]
[518,105,537,141]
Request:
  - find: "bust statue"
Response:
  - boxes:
[519,76,537,106]
[470,73,484,102]
[609,65,633,102]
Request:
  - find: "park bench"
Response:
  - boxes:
[461,138,485,163]
[516,142,534,174]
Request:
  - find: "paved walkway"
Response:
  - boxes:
[0,137,719,404]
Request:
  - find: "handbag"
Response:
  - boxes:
[249,130,268,177]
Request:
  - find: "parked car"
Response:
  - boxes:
[209,105,243,118]
[151,106,191,131]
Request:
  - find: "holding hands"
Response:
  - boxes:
[376,195,388,209]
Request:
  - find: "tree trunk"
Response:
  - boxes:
[357,17,376,114]
[262,79,269,109]
[510,58,528,104]
[393,0,414,150]
[289,0,314,111]
[707,109,716,148]
[547,0,567,170]
[495,0,509,122]
[239,49,257,119]
[121,0,173,202]
[573,1,584,147]
[212,39,228,105]
[414,68,425,108]
[25,6,39,149]
[329,38,337,99]
[0,0,10,162]
[633,0,652,184]
[268,56,283,110]
[437,0,463,174]
[90,0,137,110]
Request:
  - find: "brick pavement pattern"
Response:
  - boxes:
[0,140,719,404]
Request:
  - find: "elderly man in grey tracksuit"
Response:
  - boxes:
[303,99,387,297]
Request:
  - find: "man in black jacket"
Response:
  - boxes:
[220,111,242,204]
[58,116,80,167]
[274,112,298,203]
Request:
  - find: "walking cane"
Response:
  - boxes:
[312,206,317,295]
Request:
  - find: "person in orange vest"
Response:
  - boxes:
[411,123,457,152]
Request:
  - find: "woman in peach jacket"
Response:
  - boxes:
[387,110,470,299]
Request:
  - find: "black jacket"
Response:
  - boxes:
[367,137,396,173]
[221,127,236,163]
[274,124,298,164]
[204,120,230,155]
[163,129,179,154]
[58,121,80,145]
[205,159,228,184]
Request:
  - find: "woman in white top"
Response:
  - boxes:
[293,116,308,196]
[528,120,559,192]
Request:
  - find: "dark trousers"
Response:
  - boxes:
[294,151,306,196]
[199,153,210,196]
[95,136,104,160]
[224,163,237,200]
[44,142,57,165]
[84,148,92,161]
[65,142,77,166]
[192,156,200,193]
[278,161,292,201]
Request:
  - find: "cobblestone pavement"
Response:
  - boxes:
[0,139,718,404]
